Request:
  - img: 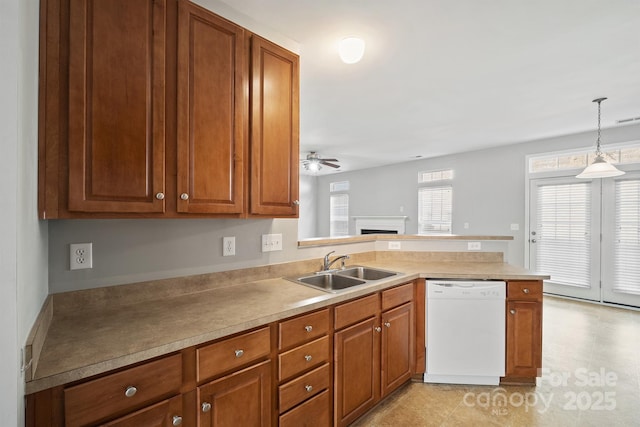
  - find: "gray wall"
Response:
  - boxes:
[315,123,640,266]
[298,174,318,239]
[2,0,49,424]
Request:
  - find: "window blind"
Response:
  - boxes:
[418,186,452,234]
[536,183,591,288]
[613,179,640,295]
[330,194,349,236]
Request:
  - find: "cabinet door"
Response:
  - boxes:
[381,302,414,398]
[334,317,380,427]
[100,395,182,427]
[198,360,271,427]
[506,300,542,377]
[250,36,299,216]
[177,1,246,214]
[68,0,166,213]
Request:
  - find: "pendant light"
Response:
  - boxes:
[576,97,625,179]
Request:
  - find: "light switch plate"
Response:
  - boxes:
[510,223,520,231]
[388,241,401,250]
[467,242,481,251]
[261,234,283,252]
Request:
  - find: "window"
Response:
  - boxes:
[418,186,452,234]
[528,143,640,174]
[330,181,349,236]
[418,169,453,183]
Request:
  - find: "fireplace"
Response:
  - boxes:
[353,216,408,235]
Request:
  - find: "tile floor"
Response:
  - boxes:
[352,296,640,426]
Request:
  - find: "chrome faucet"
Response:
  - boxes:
[322,251,350,271]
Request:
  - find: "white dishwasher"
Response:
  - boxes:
[424,279,506,385]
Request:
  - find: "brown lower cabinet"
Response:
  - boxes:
[197,360,272,426]
[333,283,415,427]
[27,280,547,426]
[504,280,543,382]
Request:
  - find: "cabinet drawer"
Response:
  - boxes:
[197,327,271,382]
[279,308,330,350]
[64,354,182,427]
[279,389,331,427]
[507,281,542,301]
[334,294,379,330]
[279,363,331,413]
[279,336,330,381]
[382,282,413,311]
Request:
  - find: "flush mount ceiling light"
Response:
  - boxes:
[576,97,625,179]
[338,37,365,64]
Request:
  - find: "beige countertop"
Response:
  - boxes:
[25,256,548,395]
[298,233,514,247]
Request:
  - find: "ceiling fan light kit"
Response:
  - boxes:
[302,151,340,172]
[577,97,625,179]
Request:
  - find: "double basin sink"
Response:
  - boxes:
[288,266,399,293]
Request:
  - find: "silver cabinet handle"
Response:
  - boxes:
[374,326,382,333]
[531,239,537,243]
[384,322,391,328]
[293,200,300,205]
[124,386,137,397]
[172,415,183,426]
[180,193,189,200]
[235,349,244,358]
[304,355,312,362]
[202,402,212,413]
[305,385,313,392]
[510,309,516,315]
[523,288,530,294]
[304,325,313,332]
[155,192,165,200]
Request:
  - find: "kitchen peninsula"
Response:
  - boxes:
[25,244,548,426]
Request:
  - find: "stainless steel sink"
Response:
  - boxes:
[335,266,398,281]
[293,274,366,292]
[287,266,399,293]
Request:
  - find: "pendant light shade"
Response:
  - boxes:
[576,97,625,179]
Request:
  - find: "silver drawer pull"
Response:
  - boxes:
[374,326,382,333]
[384,322,391,328]
[235,349,244,358]
[124,386,137,398]
[155,192,165,200]
[202,402,212,413]
[523,288,530,294]
[304,325,313,332]
[305,385,313,392]
[172,415,183,426]
[510,309,516,315]
[304,355,312,362]
[180,193,189,200]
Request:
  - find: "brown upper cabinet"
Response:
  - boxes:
[38,0,299,219]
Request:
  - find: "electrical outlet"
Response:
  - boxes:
[464,222,470,229]
[388,241,401,250]
[467,242,481,251]
[510,223,520,231]
[223,236,235,256]
[261,233,283,252]
[70,243,93,270]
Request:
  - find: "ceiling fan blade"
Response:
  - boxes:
[320,158,338,162]
[321,161,341,168]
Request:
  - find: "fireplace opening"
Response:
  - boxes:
[360,229,399,235]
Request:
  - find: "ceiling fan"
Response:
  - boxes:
[301,152,340,172]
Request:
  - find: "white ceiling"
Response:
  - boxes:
[218,0,640,174]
